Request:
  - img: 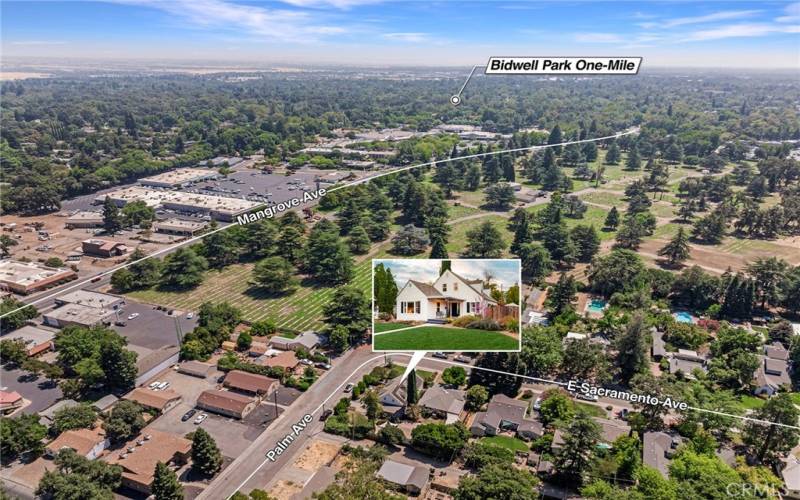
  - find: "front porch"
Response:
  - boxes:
[429,297,465,320]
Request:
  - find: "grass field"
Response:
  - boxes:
[373,325,519,351]
[446,215,513,256]
[128,258,372,331]
[374,322,415,333]
[480,435,530,452]
[575,401,607,418]
[448,203,482,220]
[528,204,618,241]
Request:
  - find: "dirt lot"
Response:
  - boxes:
[292,439,341,472]
[1,213,162,278]
[268,479,304,499]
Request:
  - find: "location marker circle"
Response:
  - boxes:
[450,95,461,106]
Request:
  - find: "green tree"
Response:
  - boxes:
[625,144,641,170]
[747,257,790,310]
[410,422,469,460]
[305,223,353,284]
[442,366,467,387]
[465,385,488,411]
[455,463,538,500]
[322,285,370,344]
[99,340,137,392]
[0,414,48,460]
[546,273,577,316]
[152,461,184,500]
[237,330,253,350]
[603,206,620,229]
[570,225,600,262]
[102,196,123,234]
[192,428,222,476]
[517,243,552,285]
[554,412,601,485]
[0,234,18,257]
[605,142,621,165]
[463,442,515,470]
[743,393,800,463]
[203,229,241,268]
[250,256,298,294]
[484,183,516,210]
[548,124,563,153]
[121,200,155,228]
[363,390,381,420]
[539,389,574,426]
[390,225,429,255]
[102,400,145,443]
[160,246,208,289]
[658,227,691,267]
[347,225,371,255]
[464,220,506,258]
[588,249,647,297]
[465,164,482,190]
[52,404,97,435]
[615,314,649,384]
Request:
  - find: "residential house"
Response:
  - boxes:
[269,331,321,352]
[261,351,301,371]
[394,270,497,322]
[5,325,55,357]
[668,349,707,379]
[103,429,191,495]
[642,432,678,478]
[418,385,465,423]
[39,400,80,425]
[553,417,630,450]
[46,427,109,460]
[0,391,23,415]
[123,388,181,414]
[197,389,256,419]
[753,343,792,396]
[248,342,269,357]
[223,370,278,396]
[377,459,429,495]
[178,360,216,379]
[91,394,119,414]
[379,374,424,419]
[470,394,543,440]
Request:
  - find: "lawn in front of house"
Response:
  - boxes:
[480,435,530,452]
[574,401,607,418]
[373,325,519,351]
[374,322,416,333]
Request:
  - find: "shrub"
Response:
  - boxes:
[503,317,519,332]
[378,312,393,321]
[452,315,481,328]
[466,318,502,331]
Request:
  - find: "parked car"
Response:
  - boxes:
[344,383,354,393]
[300,359,314,366]
[114,321,127,327]
[454,355,470,363]
[319,409,333,421]
[577,392,599,402]
[157,381,170,390]
[194,413,208,425]
[186,312,194,319]
[533,397,542,411]
[315,362,332,370]
[148,381,160,389]
[181,409,197,422]
[618,408,629,420]
[127,313,139,320]
[432,352,448,359]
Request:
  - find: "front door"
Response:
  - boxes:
[450,302,460,317]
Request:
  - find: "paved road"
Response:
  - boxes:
[197,346,403,499]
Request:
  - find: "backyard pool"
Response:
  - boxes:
[674,311,694,323]
[586,298,608,314]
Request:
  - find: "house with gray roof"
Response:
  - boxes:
[379,374,424,419]
[651,327,667,359]
[269,331,321,352]
[470,394,543,440]
[643,431,679,478]
[377,459,429,494]
[418,385,465,423]
[753,350,792,396]
[395,269,497,322]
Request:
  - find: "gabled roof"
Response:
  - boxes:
[441,270,498,303]
[407,280,444,298]
[47,427,107,457]
[197,389,254,414]
[223,370,278,394]
[123,388,180,411]
[418,385,465,415]
[765,342,789,361]
[377,460,429,491]
[643,432,673,478]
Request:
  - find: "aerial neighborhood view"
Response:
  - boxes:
[0,1,799,499]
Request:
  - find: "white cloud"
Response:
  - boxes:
[574,33,625,44]
[776,2,800,23]
[281,0,383,8]
[664,10,761,27]
[682,22,800,42]
[109,0,351,42]
[381,32,430,43]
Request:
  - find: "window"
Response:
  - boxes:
[454,282,459,291]
[442,283,447,292]
[406,302,415,314]
[415,301,421,314]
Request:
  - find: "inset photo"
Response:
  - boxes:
[372,259,521,352]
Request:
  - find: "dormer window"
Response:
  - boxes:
[442,284,447,292]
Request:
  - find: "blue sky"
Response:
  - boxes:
[374,259,520,293]
[2,1,798,67]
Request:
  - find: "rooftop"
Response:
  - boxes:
[55,290,121,309]
[223,370,278,394]
[96,186,260,215]
[44,303,112,325]
[104,429,191,487]
[197,389,254,414]
[377,459,429,491]
[0,259,75,287]
[123,387,181,411]
[139,168,217,186]
[261,350,300,369]
[47,427,107,457]
[418,385,465,416]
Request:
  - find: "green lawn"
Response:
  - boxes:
[373,325,519,351]
[480,435,530,452]
[128,257,372,331]
[575,402,607,418]
[448,203,482,220]
[738,395,766,410]
[374,322,416,333]
[528,204,617,241]
[446,215,513,256]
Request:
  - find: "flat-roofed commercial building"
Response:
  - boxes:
[95,186,260,222]
[43,303,116,328]
[5,325,56,357]
[64,211,103,229]
[55,290,124,310]
[139,168,218,188]
[0,260,77,295]
[153,218,208,236]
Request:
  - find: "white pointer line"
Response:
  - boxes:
[1,129,636,320]
[226,352,798,499]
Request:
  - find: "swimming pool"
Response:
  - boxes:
[674,311,694,323]
[586,299,608,314]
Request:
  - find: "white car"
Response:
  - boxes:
[533,397,542,411]
[157,381,170,390]
[148,381,160,389]
[300,359,314,366]
[186,312,194,319]
[127,313,139,320]
[194,413,208,425]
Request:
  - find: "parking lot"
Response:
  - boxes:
[272,386,303,406]
[110,300,198,349]
[0,365,62,415]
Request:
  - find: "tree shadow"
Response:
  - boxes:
[243,285,299,300]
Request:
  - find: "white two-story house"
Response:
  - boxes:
[395,270,497,322]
